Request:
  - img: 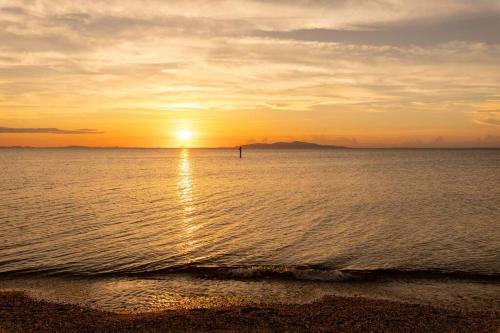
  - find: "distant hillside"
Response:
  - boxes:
[241,141,346,149]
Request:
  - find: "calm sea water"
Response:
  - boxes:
[1,148,499,311]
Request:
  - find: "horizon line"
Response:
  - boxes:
[1,145,500,150]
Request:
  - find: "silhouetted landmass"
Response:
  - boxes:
[242,141,346,149]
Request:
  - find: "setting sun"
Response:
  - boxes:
[177,130,192,141]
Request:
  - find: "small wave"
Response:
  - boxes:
[158,266,355,282]
[1,265,500,283]
[143,266,500,283]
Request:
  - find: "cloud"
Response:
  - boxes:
[254,14,500,46]
[0,31,88,53]
[475,109,500,113]
[474,118,500,126]
[0,6,26,15]
[0,127,103,134]
[471,109,500,127]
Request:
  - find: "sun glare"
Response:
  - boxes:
[178,130,192,140]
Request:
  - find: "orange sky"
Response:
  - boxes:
[0,1,499,148]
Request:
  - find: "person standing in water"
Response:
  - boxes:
[239,145,242,158]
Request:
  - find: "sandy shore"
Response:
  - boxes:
[0,291,498,333]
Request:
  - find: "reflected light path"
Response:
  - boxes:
[178,148,193,213]
[176,149,200,253]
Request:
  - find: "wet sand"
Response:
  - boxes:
[0,292,498,332]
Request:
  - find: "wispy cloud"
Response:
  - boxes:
[0,6,26,15]
[254,14,500,45]
[0,127,103,134]
[476,118,500,126]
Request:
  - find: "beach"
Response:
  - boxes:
[1,291,499,333]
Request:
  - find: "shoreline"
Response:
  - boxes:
[0,292,498,333]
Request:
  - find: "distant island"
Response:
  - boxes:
[241,141,346,149]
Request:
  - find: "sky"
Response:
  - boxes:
[0,0,499,148]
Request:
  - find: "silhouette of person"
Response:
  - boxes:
[239,145,242,158]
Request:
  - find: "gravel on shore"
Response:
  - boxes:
[0,291,498,333]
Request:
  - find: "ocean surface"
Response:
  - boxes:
[1,148,499,312]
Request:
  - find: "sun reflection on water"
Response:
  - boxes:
[178,148,193,212]
[177,149,200,242]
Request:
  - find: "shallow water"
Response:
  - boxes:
[1,275,499,313]
[1,148,499,311]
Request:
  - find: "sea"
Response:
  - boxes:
[1,148,499,312]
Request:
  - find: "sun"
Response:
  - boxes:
[177,130,192,140]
